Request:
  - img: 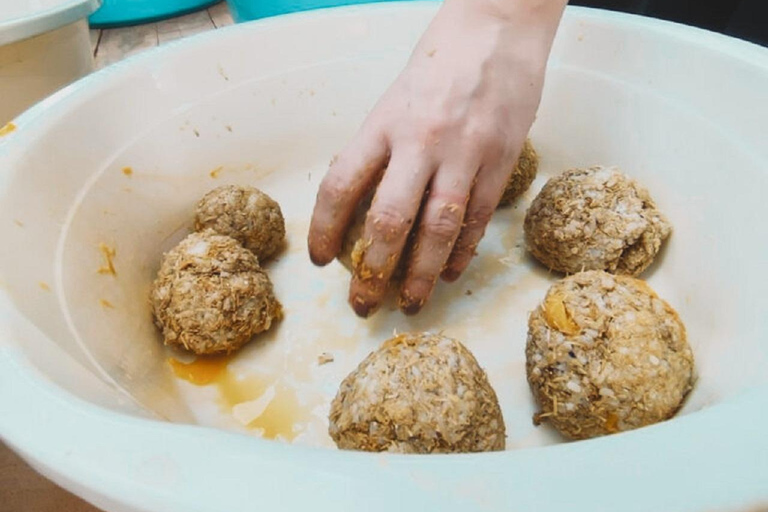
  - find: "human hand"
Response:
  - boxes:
[308,0,567,317]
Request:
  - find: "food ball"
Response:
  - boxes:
[526,270,694,440]
[524,166,671,276]
[150,230,282,355]
[498,138,539,207]
[329,332,506,453]
[195,185,285,261]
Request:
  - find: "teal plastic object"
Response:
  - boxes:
[226,0,414,21]
[89,0,220,28]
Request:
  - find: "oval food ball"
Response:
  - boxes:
[498,138,539,207]
[195,185,285,261]
[524,166,671,275]
[329,332,506,453]
[526,270,694,440]
[150,230,282,355]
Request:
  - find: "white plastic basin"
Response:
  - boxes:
[1,3,767,511]
[0,0,101,124]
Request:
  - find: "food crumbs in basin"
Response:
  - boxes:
[97,243,117,276]
[169,356,309,441]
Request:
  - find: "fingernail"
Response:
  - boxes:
[441,268,460,282]
[308,248,331,266]
[350,296,376,318]
[353,303,371,318]
[398,290,425,316]
[308,250,324,266]
[400,300,422,316]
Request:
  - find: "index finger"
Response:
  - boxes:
[308,131,388,266]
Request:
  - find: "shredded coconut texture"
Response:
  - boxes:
[329,332,506,453]
[498,138,539,206]
[150,230,282,355]
[524,166,671,276]
[526,271,694,440]
[195,185,285,262]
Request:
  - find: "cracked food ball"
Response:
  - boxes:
[526,270,694,440]
[150,230,282,355]
[195,185,285,261]
[498,138,539,206]
[329,332,506,453]
[524,166,671,276]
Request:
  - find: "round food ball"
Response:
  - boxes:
[526,270,694,440]
[150,230,282,355]
[195,185,285,261]
[329,332,506,453]
[524,166,671,276]
[498,138,539,207]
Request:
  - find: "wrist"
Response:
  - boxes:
[445,0,567,41]
[470,0,567,25]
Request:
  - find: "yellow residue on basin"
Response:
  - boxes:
[169,354,230,385]
[97,243,117,276]
[0,122,16,137]
[168,356,309,441]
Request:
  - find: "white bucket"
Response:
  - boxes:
[0,0,101,124]
[1,4,767,511]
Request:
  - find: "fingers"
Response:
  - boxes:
[442,162,510,282]
[399,162,478,315]
[308,130,388,266]
[348,151,435,317]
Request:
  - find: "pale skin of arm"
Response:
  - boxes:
[308,0,568,317]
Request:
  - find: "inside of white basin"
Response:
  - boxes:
[1,5,767,450]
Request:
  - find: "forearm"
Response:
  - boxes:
[466,0,567,28]
[440,0,567,55]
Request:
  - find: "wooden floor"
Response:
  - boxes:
[89,1,234,70]
[0,446,100,512]
[2,6,234,511]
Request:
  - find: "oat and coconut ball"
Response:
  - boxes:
[195,185,285,261]
[150,230,282,355]
[498,138,539,206]
[524,166,671,276]
[526,270,694,440]
[329,332,506,453]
